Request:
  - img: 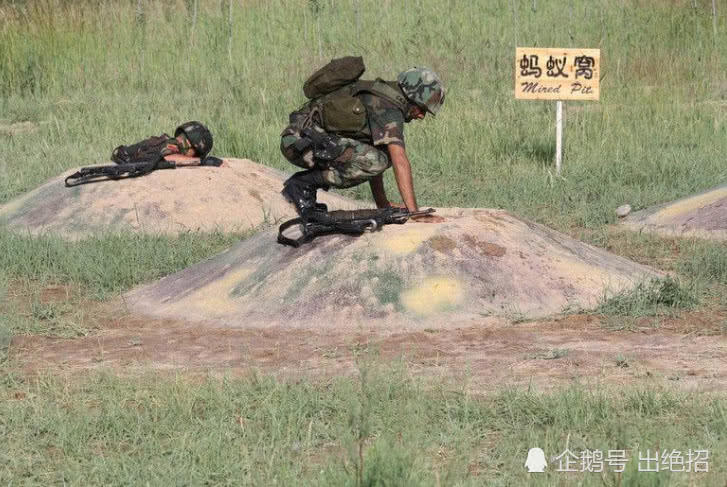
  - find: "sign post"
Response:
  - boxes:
[515,47,600,174]
[555,100,563,174]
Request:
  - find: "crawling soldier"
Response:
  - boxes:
[280,65,445,223]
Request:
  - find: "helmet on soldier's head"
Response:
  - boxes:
[175,121,213,159]
[397,67,445,116]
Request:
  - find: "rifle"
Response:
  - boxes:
[64,156,223,187]
[277,207,436,247]
[64,159,176,187]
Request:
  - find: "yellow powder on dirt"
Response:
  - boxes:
[124,210,663,326]
[549,257,604,283]
[377,226,438,255]
[653,187,727,220]
[547,256,640,304]
[164,267,254,316]
[401,277,464,315]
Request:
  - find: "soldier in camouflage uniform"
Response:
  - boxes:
[280,67,445,222]
[111,121,214,166]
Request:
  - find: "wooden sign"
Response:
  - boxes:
[515,47,600,101]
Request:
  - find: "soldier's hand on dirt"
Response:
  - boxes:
[387,202,408,209]
[411,213,445,223]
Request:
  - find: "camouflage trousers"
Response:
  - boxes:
[280,121,390,189]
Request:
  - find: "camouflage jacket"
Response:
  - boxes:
[294,80,409,148]
[358,91,406,148]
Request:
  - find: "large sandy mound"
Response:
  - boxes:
[126,208,662,329]
[621,184,727,240]
[0,158,368,239]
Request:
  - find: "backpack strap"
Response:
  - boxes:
[351,78,410,114]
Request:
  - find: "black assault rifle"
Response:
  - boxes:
[277,207,436,247]
[64,159,176,187]
[64,156,223,187]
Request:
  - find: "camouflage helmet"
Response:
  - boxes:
[175,121,213,159]
[396,67,445,115]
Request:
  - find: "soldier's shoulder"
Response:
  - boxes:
[361,92,399,109]
[361,93,405,120]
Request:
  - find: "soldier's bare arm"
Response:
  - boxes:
[369,174,407,208]
[163,154,200,166]
[387,144,417,210]
[368,174,390,208]
[387,144,444,222]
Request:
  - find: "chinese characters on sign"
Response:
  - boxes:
[551,449,709,473]
[515,48,600,101]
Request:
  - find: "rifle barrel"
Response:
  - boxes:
[408,208,436,217]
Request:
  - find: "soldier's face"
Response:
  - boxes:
[176,135,197,156]
[406,105,426,122]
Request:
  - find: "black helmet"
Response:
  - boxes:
[175,121,213,159]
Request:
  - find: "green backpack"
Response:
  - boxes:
[303,56,366,99]
[302,56,409,134]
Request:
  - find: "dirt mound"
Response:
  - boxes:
[126,208,662,329]
[0,158,368,239]
[621,184,727,240]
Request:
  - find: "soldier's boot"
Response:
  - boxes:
[282,170,330,217]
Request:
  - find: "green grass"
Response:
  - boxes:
[0,228,246,337]
[677,241,727,286]
[1,0,725,224]
[1,362,726,485]
[0,228,244,299]
[577,229,726,319]
[597,276,699,318]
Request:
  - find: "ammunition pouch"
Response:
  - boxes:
[319,93,367,134]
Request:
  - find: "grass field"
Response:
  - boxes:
[1,0,726,484]
[2,365,727,486]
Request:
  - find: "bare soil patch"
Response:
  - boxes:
[9,300,726,392]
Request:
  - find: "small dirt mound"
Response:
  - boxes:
[0,158,367,239]
[126,208,662,329]
[621,184,727,240]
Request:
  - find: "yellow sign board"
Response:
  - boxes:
[515,47,600,101]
